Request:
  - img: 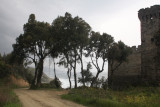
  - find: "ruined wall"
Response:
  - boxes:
[138,5,160,83]
[108,5,160,88]
[108,46,141,88]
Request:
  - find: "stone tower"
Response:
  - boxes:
[108,5,160,88]
[138,5,160,84]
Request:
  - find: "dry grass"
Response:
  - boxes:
[0,75,28,107]
[10,75,29,88]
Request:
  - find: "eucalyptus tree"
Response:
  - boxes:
[13,14,54,87]
[86,31,114,87]
[52,12,91,88]
[108,41,132,87]
[78,62,93,86]
[75,16,91,87]
[58,53,73,89]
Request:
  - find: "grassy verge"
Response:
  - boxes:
[61,87,160,107]
[0,78,21,107]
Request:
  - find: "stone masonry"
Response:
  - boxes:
[108,5,160,87]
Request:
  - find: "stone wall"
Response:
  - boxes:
[138,5,160,83]
[108,46,141,88]
[108,5,160,87]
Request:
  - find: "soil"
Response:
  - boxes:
[14,88,85,107]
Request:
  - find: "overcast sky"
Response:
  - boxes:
[0,0,159,54]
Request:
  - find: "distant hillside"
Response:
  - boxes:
[27,67,53,83]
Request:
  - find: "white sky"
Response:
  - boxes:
[0,0,160,54]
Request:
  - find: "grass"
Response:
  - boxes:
[61,87,160,107]
[0,78,21,107]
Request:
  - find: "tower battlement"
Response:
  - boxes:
[138,5,160,21]
[131,45,141,53]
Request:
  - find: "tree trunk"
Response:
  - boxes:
[108,69,114,88]
[67,68,72,89]
[91,71,100,87]
[36,59,44,87]
[30,62,38,89]
[73,55,77,88]
[31,66,38,85]
[54,62,57,78]
[80,54,85,87]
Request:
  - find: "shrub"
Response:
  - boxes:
[50,77,62,88]
[0,61,11,78]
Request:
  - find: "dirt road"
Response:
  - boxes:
[14,88,85,107]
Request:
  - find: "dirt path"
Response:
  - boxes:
[14,88,85,107]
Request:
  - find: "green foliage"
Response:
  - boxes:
[0,61,11,78]
[0,53,2,60]
[37,78,62,89]
[0,52,33,85]
[0,53,12,78]
[13,14,56,87]
[78,62,93,86]
[62,94,125,107]
[52,12,91,51]
[62,87,160,107]
[0,79,21,107]
[87,32,114,59]
[13,14,52,60]
[91,76,107,88]
[50,77,62,88]
[10,65,34,85]
[108,41,132,87]
[52,12,91,88]
[108,41,132,64]
[86,31,114,86]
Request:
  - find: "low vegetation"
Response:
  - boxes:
[0,53,29,107]
[39,77,62,89]
[0,78,21,107]
[62,87,160,107]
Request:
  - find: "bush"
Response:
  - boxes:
[0,61,11,78]
[50,77,62,88]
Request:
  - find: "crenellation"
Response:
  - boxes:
[137,45,141,51]
[138,5,160,21]
[131,45,141,53]
[131,46,136,52]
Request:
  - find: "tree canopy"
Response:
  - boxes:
[12,13,131,89]
[108,41,132,87]
[86,31,114,87]
[13,14,54,87]
[52,12,91,88]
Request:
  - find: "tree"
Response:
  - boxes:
[58,55,73,89]
[52,12,91,88]
[78,62,93,86]
[108,41,132,87]
[13,14,53,88]
[0,56,11,78]
[75,16,91,87]
[86,31,114,87]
